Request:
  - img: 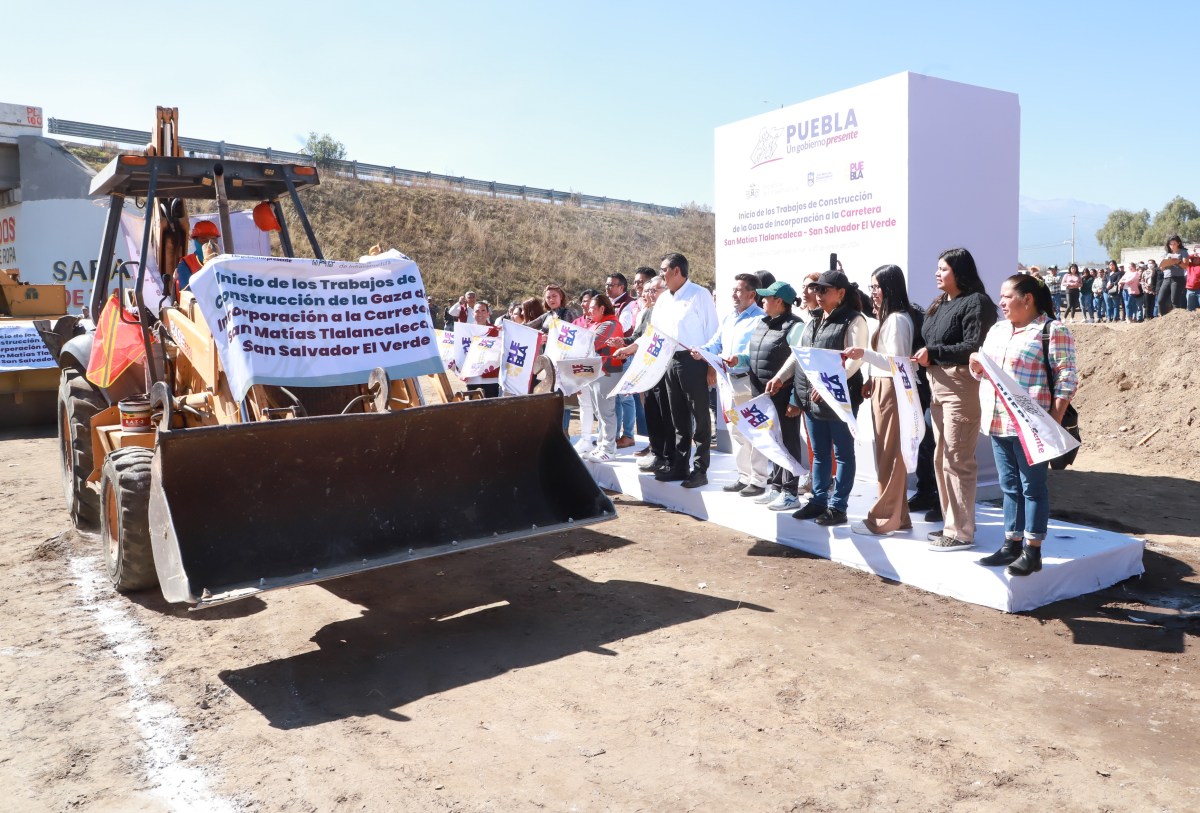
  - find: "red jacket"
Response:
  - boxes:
[590,314,625,374]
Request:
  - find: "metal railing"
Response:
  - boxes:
[47,118,685,217]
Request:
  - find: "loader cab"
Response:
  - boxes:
[87,154,323,323]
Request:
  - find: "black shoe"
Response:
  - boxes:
[924,507,943,523]
[978,539,1024,567]
[722,481,748,493]
[1006,544,1042,576]
[654,467,688,482]
[814,509,848,526]
[681,470,708,489]
[739,485,766,498]
[907,492,938,512]
[653,460,674,473]
[792,501,827,520]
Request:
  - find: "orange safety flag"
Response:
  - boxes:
[86,293,147,388]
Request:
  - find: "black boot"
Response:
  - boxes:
[1006,544,1042,576]
[978,538,1023,567]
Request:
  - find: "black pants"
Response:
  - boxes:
[765,389,804,494]
[644,379,672,464]
[915,406,938,498]
[1159,277,1186,315]
[663,352,711,473]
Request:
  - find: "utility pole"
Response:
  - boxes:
[1071,215,1076,265]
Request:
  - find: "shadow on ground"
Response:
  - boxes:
[1049,469,1200,539]
[1032,548,1198,653]
[219,527,769,728]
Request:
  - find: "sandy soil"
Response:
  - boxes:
[1,321,1198,812]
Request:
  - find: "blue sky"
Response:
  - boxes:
[9,1,1193,265]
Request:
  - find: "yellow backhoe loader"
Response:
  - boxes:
[48,108,614,607]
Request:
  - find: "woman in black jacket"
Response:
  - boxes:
[912,248,996,552]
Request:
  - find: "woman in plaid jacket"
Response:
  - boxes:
[968,274,1077,576]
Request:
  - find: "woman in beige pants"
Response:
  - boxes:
[845,264,916,535]
[912,248,997,551]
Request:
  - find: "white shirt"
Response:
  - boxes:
[650,280,719,349]
[864,312,914,378]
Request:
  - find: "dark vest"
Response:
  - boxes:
[747,311,802,396]
[793,303,865,420]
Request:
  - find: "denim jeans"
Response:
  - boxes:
[1080,293,1094,321]
[615,393,636,438]
[805,415,856,512]
[1188,290,1200,312]
[990,435,1049,541]
[1104,292,1120,321]
[633,393,648,435]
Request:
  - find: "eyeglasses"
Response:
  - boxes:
[868,284,881,291]
[605,282,620,288]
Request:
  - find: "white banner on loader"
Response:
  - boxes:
[729,393,806,476]
[190,254,442,401]
[791,346,860,439]
[499,318,542,395]
[609,327,677,397]
[977,354,1080,466]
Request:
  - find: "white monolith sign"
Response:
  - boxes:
[714,71,1019,307]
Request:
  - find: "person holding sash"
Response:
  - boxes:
[844,265,915,535]
[913,248,997,551]
[788,269,869,526]
[969,274,1077,575]
[730,280,807,506]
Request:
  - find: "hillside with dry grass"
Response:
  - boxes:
[64,142,715,312]
[290,178,715,312]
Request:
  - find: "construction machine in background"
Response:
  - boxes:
[0,269,69,426]
[49,107,614,607]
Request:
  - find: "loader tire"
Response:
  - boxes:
[100,446,158,593]
[58,369,106,528]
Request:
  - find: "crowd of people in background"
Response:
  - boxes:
[1028,236,1200,323]
[431,243,1094,577]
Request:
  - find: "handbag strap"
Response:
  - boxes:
[1040,319,1058,394]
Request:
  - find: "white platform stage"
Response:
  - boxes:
[582,442,1144,613]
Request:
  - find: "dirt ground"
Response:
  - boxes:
[1,319,1197,812]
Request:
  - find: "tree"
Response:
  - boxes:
[1143,196,1200,248]
[301,132,347,166]
[1095,208,1149,261]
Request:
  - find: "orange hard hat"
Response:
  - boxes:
[191,220,220,240]
[253,201,281,232]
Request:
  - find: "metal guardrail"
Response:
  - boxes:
[47,118,685,217]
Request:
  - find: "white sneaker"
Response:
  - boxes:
[753,488,780,505]
[573,437,594,454]
[637,455,661,471]
[850,520,892,537]
[588,450,614,462]
[768,492,801,511]
[797,473,813,494]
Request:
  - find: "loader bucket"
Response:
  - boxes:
[146,393,616,606]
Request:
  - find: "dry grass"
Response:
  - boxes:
[287,178,715,310]
[61,142,715,309]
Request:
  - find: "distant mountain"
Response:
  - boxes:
[1019,196,1112,267]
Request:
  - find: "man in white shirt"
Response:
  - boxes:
[447,291,477,323]
[651,252,719,487]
